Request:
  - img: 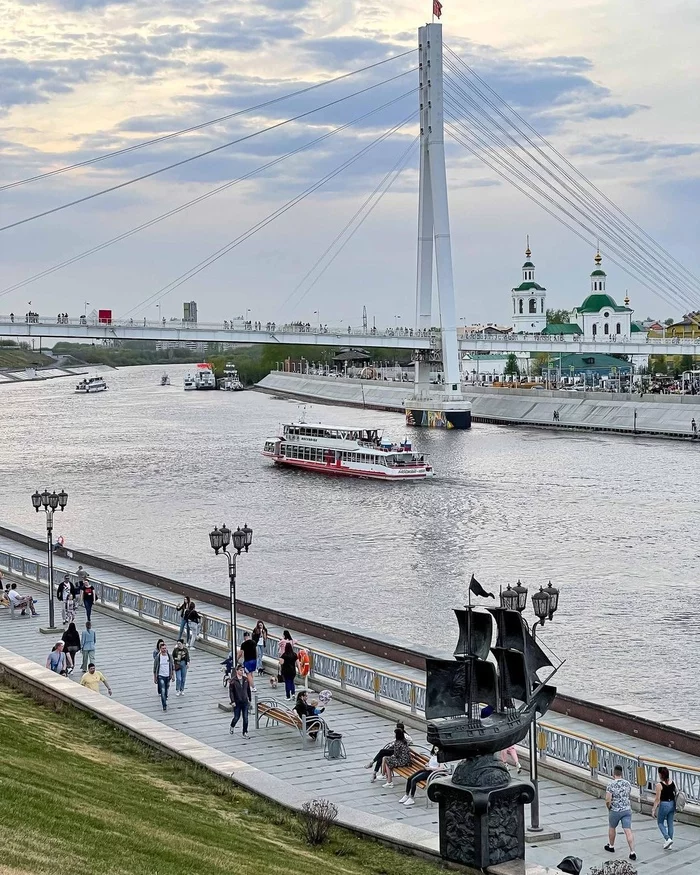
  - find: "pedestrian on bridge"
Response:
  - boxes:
[176,595,191,641]
[604,764,636,861]
[82,578,95,621]
[185,602,200,650]
[239,631,258,692]
[153,641,174,712]
[652,766,677,849]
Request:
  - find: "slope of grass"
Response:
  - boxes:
[0,348,53,368]
[0,684,445,875]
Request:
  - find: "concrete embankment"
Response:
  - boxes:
[256,372,700,440]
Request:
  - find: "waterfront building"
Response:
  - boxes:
[664,311,700,338]
[544,352,633,381]
[511,240,547,333]
[569,252,641,339]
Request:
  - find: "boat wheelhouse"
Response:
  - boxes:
[263,421,434,480]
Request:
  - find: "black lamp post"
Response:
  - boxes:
[529,583,560,832]
[209,523,253,659]
[31,489,68,630]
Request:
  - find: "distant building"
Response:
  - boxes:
[664,311,700,338]
[511,240,546,333]
[544,353,633,380]
[569,252,641,339]
[183,301,198,324]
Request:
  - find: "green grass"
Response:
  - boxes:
[0,684,445,875]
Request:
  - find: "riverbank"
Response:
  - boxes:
[257,372,700,440]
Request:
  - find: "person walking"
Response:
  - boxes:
[652,766,676,849]
[239,632,258,692]
[46,642,66,675]
[176,596,191,641]
[380,727,412,788]
[399,747,447,806]
[228,664,251,738]
[61,622,81,674]
[279,641,298,700]
[185,602,200,650]
[153,641,174,712]
[81,578,95,621]
[604,764,636,860]
[172,639,190,697]
[61,587,76,625]
[500,744,522,773]
[80,621,96,671]
[252,620,268,675]
[80,663,112,696]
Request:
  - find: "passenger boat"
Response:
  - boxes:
[160,373,170,386]
[221,362,244,391]
[75,376,107,394]
[263,421,434,479]
[194,363,216,390]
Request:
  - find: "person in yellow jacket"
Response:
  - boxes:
[80,663,112,696]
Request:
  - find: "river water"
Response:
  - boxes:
[0,364,698,721]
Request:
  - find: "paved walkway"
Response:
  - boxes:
[3,584,700,873]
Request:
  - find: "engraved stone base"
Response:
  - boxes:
[428,755,535,871]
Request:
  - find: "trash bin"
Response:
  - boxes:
[324,731,345,760]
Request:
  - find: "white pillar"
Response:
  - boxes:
[422,23,460,392]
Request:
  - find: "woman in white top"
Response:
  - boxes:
[399,746,447,806]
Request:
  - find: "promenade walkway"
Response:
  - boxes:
[2,543,700,871]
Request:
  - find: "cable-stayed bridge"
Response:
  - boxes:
[2,20,700,422]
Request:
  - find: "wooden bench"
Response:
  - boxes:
[389,746,450,806]
[255,698,327,748]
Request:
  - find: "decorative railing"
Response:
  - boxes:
[2,546,699,804]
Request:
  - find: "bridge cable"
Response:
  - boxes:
[0,67,417,235]
[443,47,700,310]
[0,49,416,192]
[444,113,689,314]
[443,83,699,313]
[120,112,418,317]
[0,89,417,299]
[445,44,700,301]
[281,135,418,316]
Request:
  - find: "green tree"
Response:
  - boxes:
[504,352,520,377]
[664,317,675,326]
[546,309,570,324]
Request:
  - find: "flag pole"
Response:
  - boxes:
[468,574,472,607]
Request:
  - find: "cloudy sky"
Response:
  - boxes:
[1,0,699,328]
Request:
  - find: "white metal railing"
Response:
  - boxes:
[1,545,698,804]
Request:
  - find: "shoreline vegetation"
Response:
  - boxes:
[0,682,443,875]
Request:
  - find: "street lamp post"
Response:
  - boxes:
[31,489,68,630]
[209,523,253,659]
[500,579,560,832]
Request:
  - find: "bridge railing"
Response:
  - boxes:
[1,546,699,803]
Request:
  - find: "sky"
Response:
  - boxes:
[1,0,699,329]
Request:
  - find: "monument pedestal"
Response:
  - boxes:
[428,757,535,871]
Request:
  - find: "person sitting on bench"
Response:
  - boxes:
[365,720,413,783]
[294,691,324,740]
[8,583,38,616]
[399,746,447,806]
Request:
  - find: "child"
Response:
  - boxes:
[62,591,76,625]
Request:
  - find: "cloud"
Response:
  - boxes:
[571,135,700,164]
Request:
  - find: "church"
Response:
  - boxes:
[511,244,641,339]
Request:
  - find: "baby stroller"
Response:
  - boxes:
[221,653,234,687]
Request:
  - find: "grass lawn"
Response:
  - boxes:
[0,684,446,875]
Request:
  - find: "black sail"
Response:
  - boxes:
[492,648,529,704]
[453,608,493,661]
[425,657,498,720]
[488,606,554,685]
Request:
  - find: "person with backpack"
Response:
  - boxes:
[652,766,678,849]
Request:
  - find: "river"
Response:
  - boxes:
[0,363,697,721]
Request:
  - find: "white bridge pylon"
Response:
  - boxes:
[415,22,461,393]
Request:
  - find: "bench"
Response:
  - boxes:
[388,746,450,806]
[255,698,327,748]
[8,600,33,619]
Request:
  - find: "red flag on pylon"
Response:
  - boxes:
[433,0,442,17]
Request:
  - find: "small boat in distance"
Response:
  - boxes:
[194,363,216,390]
[221,362,244,391]
[263,421,434,480]
[75,376,107,394]
[160,373,170,386]
[184,373,196,390]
